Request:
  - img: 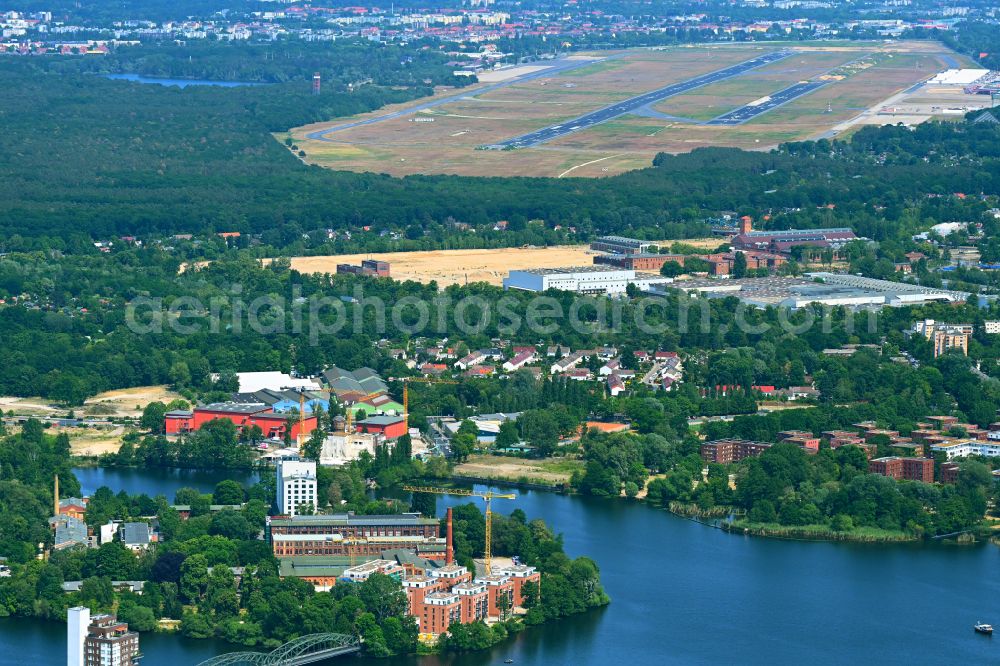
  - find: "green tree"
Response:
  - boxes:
[140,402,168,434]
[212,480,245,506]
[180,554,209,603]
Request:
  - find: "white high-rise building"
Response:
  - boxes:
[276,459,317,516]
[67,606,90,666]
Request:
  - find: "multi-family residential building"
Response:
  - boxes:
[868,456,934,482]
[67,608,140,666]
[276,459,317,517]
[930,440,1000,460]
[700,438,773,464]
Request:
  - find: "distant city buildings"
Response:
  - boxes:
[276,459,318,517]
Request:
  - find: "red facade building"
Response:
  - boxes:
[165,403,317,440]
[868,457,934,483]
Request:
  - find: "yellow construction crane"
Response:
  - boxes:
[403,485,515,575]
[402,377,458,417]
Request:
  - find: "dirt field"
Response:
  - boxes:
[453,455,583,484]
[286,246,601,286]
[0,385,184,419]
[67,426,127,456]
[82,386,186,418]
[290,41,963,178]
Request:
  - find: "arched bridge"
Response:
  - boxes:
[196,633,361,665]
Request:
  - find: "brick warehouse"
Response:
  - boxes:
[164,402,318,441]
[267,513,442,558]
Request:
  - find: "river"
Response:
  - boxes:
[0,467,996,666]
[103,74,265,88]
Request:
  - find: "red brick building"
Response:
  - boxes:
[418,592,463,635]
[940,462,961,484]
[495,564,541,607]
[868,457,934,483]
[267,513,440,558]
[476,574,516,618]
[778,430,820,454]
[164,403,317,441]
[700,438,773,464]
[454,582,490,624]
[594,253,686,272]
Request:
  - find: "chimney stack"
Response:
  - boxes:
[54,474,59,517]
[446,507,454,565]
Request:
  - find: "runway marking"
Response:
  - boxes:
[557,154,626,178]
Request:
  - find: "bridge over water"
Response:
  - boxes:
[196,633,361,665]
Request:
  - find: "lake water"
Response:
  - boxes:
[0,467,996,666]
[103,74,265,88]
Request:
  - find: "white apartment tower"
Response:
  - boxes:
[277,459,318,516]
[67,606,90,666]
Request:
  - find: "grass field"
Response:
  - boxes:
[290,41,962,178]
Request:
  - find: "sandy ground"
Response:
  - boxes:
[0,385,184,419]
[453,455,582,483]
[67,426,127,456]
[285,245,601,287]
[82,385,185,418]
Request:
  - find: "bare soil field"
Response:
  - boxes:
[290,42,960,178]
[286,245,601,287]
[453,455,583,484]
[82,385,185,418]
[67,426,127,456]
[0,385,184,419]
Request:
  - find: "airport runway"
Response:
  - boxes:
[305,56,622,141]
[705,80,828,125]
[484,50,792,149]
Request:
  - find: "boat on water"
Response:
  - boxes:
[974,622,993,635]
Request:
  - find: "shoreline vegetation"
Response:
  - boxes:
[73,455,988,546]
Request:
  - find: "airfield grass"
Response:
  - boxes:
[291,41,962,178]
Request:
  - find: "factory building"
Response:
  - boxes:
[267,512,441,558]
[590,236,654,255]
[732,227,858,255]
[654,273,970,310]
[164,402,318,440]
[502,266,670,295]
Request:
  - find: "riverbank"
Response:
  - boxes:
[721,520,917,543]
[11,470,1000,666]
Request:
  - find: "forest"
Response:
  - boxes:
[1,50,999,253]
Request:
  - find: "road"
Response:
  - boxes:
[484,49,792,149]
[705,80,829,125]
[305,56,620,141]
